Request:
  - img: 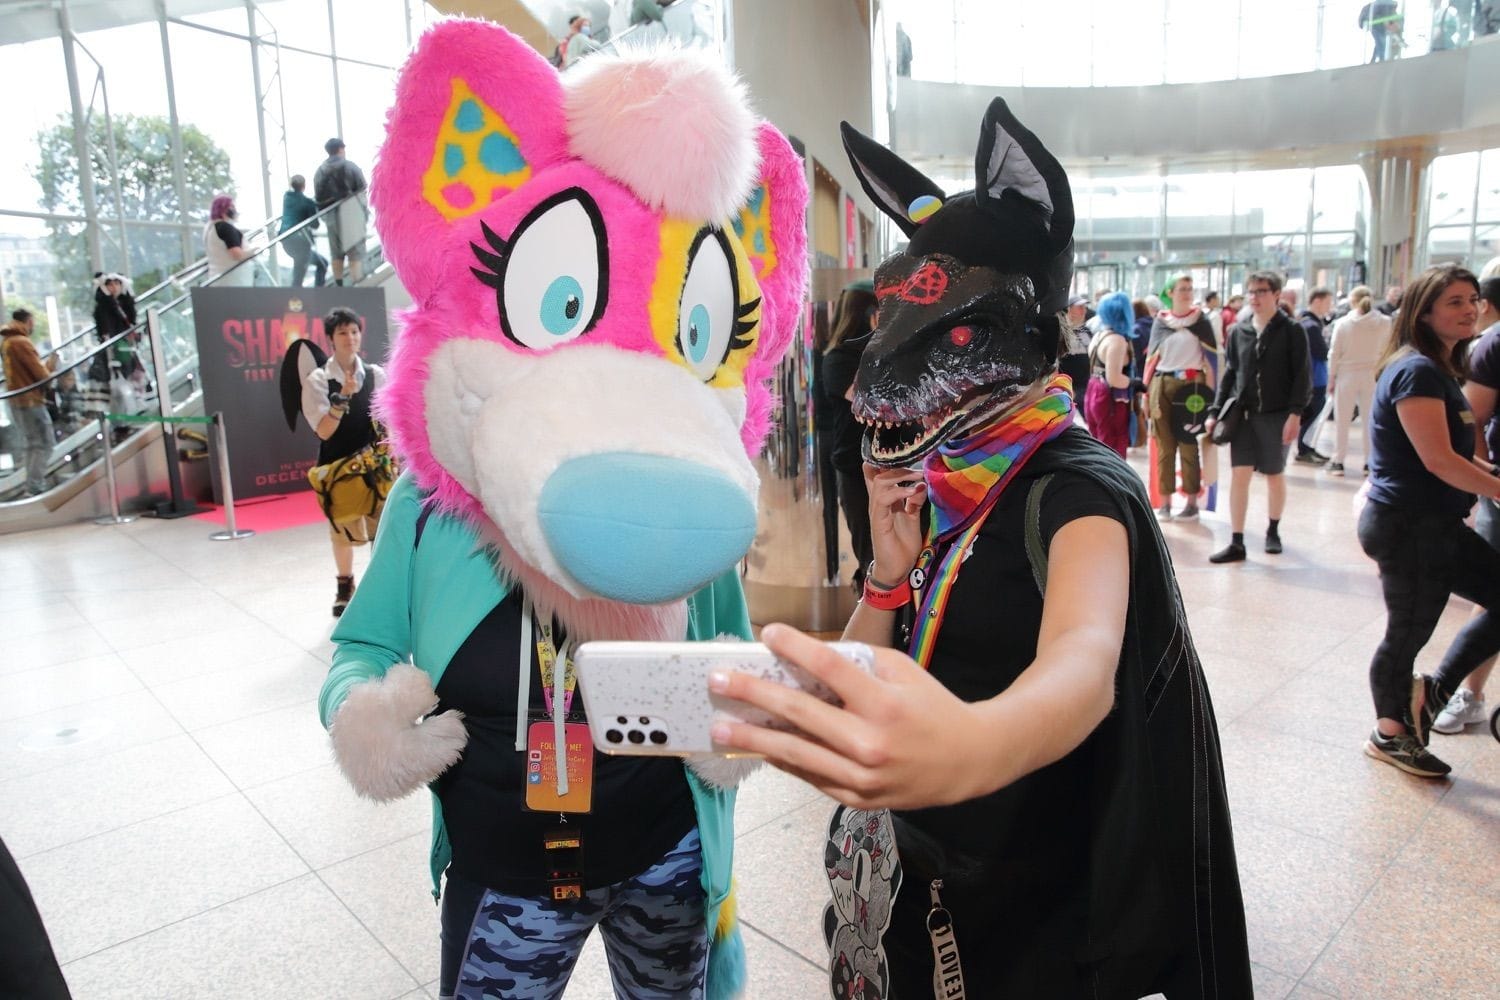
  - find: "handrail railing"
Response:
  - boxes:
[2,195,365,402]
[33,197,347,365]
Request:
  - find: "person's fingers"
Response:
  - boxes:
[760,624,892,710]
[710,717,882,804]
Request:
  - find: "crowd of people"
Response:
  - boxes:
[811,260,1497,783]
[204,137,369,289]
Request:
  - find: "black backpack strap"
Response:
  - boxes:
[413,494,437,548]
[1024,473,1054,597]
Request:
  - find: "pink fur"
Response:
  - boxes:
[565,47,756,224]
[737,125,810,454]
[371,19,567,304]
[370,20,808,634]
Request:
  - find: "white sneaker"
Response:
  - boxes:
[1431,688,1488,734]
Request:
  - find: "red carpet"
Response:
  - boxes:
[191,489,328,533]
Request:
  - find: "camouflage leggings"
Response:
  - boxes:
[438,828,707,999]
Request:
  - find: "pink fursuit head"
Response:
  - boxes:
[370,19,807,638]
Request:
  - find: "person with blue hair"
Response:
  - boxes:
[1084,291,1141,456]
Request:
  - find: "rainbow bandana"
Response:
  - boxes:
[908,372,1075,669]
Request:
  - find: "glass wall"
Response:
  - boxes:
[0,0,439,328]
[893,0,1490,88]
[1425,149,1500,271]
[1068,164,1369,300]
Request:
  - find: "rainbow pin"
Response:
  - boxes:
[907,194,942,224]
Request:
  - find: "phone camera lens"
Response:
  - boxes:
[605,729,623,743]
[649,730,668,745]
[627,730,645,744]
[638,716,650,726]
[616,716,628,725]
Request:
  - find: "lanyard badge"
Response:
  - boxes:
[521,603,593,814]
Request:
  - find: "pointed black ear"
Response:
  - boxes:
[279,338,328,432]
[974,98,1074,253]
[840,121,946,239]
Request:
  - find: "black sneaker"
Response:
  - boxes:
[1177,503,1199,520]
[1209,541,1246,564]
[1364,728,1451,778]
[1294,451,1322,464]
[1408,674,1447,747]
[333,575,355,617]
[1265,533,1283,555]
[1327,462,1345,477]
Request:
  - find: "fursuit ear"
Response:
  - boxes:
[279,338,327,431]
[371,19,569,301]
[734,122,809,456]
[839,121,944,239]
[973,98,1074,255]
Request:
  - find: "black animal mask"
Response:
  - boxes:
[841,98,1075,467]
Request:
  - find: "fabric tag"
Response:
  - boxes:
[524,721,593,813]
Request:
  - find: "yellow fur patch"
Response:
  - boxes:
[715,880,738,939]
[648,220,763,389]
[422,80,532,221]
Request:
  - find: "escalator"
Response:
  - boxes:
[0,195,397,532]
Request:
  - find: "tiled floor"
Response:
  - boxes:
[2,421,1498,999]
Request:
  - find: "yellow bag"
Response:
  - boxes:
[307,438,397,530]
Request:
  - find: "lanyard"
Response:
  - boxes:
[907,514,987,671]
[516,599,571,795]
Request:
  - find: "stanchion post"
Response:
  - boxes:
[209,410,253,541]
[93,414,136,525]
[146,306,199,517]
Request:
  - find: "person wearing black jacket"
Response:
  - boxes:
[1294,287,1335,463]
[817,281,877,593]
[1205,270,1311,562]
[87,273,139,418]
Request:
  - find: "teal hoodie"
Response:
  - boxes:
[318,472,750,995]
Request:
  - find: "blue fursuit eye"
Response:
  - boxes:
[686,304,712,362]
[541,275,586,335]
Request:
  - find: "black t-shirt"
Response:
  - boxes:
[1366,351,1477,516]
[897,467,1124,881]
[432,590,696,891]
[1466,322,1500,459]
[213,220,243,249]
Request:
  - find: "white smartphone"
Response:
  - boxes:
[573,640,876,757]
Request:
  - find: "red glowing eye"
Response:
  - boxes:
[949,326,973,347]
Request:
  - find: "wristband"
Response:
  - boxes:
[862,570,912,611]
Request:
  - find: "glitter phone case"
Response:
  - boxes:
[574,640,876,756]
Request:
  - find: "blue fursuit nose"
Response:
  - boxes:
[538,452,757,604]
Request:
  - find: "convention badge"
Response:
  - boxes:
[542,826,585,901]
[926,879,966,999]
[536,622,578,716]
[822,805,902,1000]
[524,721,594,813]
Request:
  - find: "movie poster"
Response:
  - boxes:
[190,286,390,502]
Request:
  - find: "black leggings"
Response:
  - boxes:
[1357,500,1500,722]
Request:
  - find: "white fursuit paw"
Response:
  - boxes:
[329,663,468,801]
[687,753,762,790]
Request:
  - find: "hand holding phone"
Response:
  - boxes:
[574,640,875,757]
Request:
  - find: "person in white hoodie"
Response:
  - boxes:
[1326,285,1391,476]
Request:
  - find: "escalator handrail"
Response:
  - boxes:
[1,197,371,401]
[34,197,352,363]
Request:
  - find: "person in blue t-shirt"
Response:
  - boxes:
[1358,265,1500,778]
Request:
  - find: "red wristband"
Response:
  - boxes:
[862,574,912,610]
